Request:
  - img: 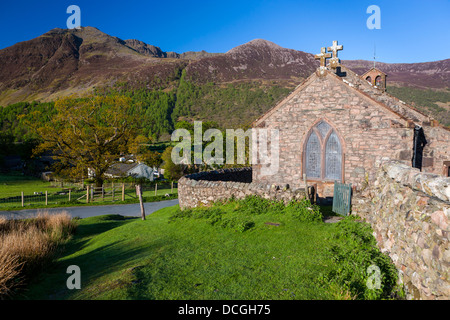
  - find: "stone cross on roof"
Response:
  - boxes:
[314,47,332,68]
[327,40,343,69]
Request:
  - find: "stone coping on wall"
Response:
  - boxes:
[181,167,253,183]
[179,167,306,192]
[380,160,450,203]
[178,167,308,209]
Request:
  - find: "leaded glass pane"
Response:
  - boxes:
[306,131,321,178]
[316,121,331,139]
[325,131,342,180]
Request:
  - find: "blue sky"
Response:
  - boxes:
[0,0,448,63]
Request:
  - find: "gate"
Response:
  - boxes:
[332,181,352,216]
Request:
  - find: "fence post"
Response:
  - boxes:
[171,181,173,193]
[86,185,90,203]
[122,183,125,201]
[45,190,48,206]
[101,185,104,202]
[21,191,24,207]
[136,184,146,220]
[112,183,115,202]
[69,189,71,202]
[155,183,158,196]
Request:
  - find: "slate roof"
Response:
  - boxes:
[105,162,139,177]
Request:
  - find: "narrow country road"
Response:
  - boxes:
[0,199,179,219]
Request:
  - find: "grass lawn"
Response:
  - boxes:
[18,198,401,300]
[0,173,62,195]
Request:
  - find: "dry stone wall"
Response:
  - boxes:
[352,159,450,300]
[178,167,308,209]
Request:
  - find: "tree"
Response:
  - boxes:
[30,95,140,187]
[161,146,183,181]
[129,134,163,168]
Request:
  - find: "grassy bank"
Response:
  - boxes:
[0,212,77,298]
[19,197,402,300]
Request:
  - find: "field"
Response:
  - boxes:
[19,197,401,300]
[0,173,178,210]
[0,173,63,195]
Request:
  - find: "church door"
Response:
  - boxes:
[304,120,343,181]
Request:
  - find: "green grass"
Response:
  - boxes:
[0,173,62,195]
[0,191,178,211]
[18,197,401,300]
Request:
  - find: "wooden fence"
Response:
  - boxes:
[0,182,178,209]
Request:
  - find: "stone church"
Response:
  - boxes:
[251,41,450,197]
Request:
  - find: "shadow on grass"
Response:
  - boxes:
[17,214,162,300]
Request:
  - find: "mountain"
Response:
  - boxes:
[183,39,318,84]
[0,26,449,129]
[123,39,223,60]
[123,39,178,58]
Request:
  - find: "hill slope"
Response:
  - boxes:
[0,27,449,129]
[0,27,187,105]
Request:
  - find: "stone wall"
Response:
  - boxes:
[352,160,450,300]
[178,167,308,210]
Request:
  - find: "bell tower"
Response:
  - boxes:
[361,67,387,91]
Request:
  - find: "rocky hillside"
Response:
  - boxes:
[183,39,318,84]
[0,27,188,105]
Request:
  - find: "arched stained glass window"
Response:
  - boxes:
[325,131,342,180]
[316,121,330,139]
[305,131,321,178]
[304,121,343,181]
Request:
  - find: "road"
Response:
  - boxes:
[0,199,179,219]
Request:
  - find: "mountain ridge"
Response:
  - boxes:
[0,26,448,127]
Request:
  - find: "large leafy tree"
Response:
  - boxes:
[161,146,183,181]
[30,95,140,187]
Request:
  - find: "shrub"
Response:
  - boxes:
[320,216,401,300]
[285,199,323,223]
[169,196,323,233]
[169,206,255,233]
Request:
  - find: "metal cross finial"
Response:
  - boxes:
[315,47,331,68]
[327,40,343,69]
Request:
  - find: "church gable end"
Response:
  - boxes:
[252,42,450,197]
[252,72,449,198]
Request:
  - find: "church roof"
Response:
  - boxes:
[252,64,447,131]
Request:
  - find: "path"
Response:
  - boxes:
[0,199,179,219]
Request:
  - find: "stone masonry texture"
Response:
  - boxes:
[178,167,308,210]
[251,67,450,197]
[352,159,450,300]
